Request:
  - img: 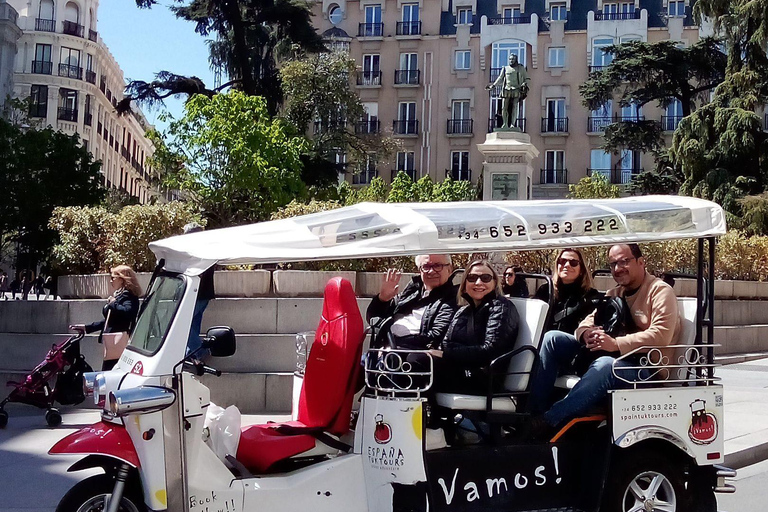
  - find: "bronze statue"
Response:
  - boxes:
[486,54,530,131]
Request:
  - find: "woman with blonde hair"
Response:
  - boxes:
[534,248,602,334]
[70,265,142,370]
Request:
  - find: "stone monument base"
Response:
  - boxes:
[477,131,540,201]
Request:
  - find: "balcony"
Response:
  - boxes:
[588,116,612,132]
[541,117,569,133]
[394,69,420,85]
[396,21,421,36]
[62,20,84,37]
[661,115,683,131]
[99,76,106,94]
[356,70,381,87]
[29,104,47,118]
[57,107,78,122]
[88,29,98,42]
[97,121,102,135]
[447,119,473,135]
[313,119,346,134]
[31,60,53,75]
[588,167,643,184]
[540,169,568,184]
[352,169,378,185]
[58,63,83,80]
[355,120,381,135]
[487,15,531,25]
[85,70,97,84]
[446,168,472,181]
[615,114,645,123]
[84,113,92,126]
[391,169,417,181]
[589,65,605,73]
[594,11,641,21]
[35,18,55,32]
[358,23,384,37]
[488,117,526,132]
[393,120,419,135]
[490,67,502,82]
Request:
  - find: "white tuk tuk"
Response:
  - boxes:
[50,196,736,512]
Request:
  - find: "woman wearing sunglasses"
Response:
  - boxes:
[534,248,602,334]
[431,260,519,395]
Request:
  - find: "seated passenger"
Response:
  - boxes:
[430,260,520,395]
[502,265,529,298]
[534,248,602,334]
[529,244,680,433]
[367,254,458,350]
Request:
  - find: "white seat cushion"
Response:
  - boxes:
[434,393,517,412]
[555,374,580,389]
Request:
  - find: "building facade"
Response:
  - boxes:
[0,1,21,106]
[7,0,155,203]
[313,0,709,198]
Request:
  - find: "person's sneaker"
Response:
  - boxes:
[528,415,559,442]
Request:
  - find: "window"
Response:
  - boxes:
[455,50,471,70]
[402,3,419,22]
[548,47,565,68]
[396,102,418,134]
[397,53,419,84]
[399,102,416,121]
[543,150,565,183]
[544,98,566,132]
[361,54,380,85]
[60,47,81,67]
[590,149,612,177]
[618,150,641,182]
[503,6,521,22]
[38,0,54,19]
[589,100,612,132]
[328,4,343,24]
[492,41,527,71]
[29,85,48,117]
[400,53,418,71]
[550,3,567,21]
[399,3,420,35]
[664,99,683,130]
[396,151,415,171]
[592,37,614,69]
[457,7,472,24]
[363,4,382,36]
[621,103,642,121]
[452,100,470,120]
[451,151,470,180]
[603,3,618,14]
[35,44,52,63]
[668,0,685,16]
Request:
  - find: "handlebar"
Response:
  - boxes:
[183,360,222,377]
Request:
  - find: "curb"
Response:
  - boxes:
[724,440,768,469]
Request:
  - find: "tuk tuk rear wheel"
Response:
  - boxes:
[56,474,146,512]
[604,450,688,512]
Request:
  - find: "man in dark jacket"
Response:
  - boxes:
[367,254,458,350]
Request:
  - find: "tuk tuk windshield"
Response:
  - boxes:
[130,274,186,354]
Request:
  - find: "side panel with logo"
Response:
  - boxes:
[612,386,725,464]
[361,397,427,512]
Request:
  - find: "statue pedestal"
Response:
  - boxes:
[477,131,539,201]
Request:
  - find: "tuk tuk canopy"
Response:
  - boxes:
[149,196,726,275]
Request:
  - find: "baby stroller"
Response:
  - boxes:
[0,329,92,428]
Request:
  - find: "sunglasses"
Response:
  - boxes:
[467,273,494,284]
[504,272,515,277]
[420,263,448,273]
[557,258,581,268]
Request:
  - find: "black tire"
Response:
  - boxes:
[46,408,62,427]
[603,449,688,512]
[56,474,146,512]
[0,410,8,429]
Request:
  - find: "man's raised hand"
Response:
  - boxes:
[378,269,402,302]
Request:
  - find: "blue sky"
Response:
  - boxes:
[97,0,217,131]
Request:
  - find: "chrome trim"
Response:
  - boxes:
[94,372,108,407]
[83,371,98,397]
[614,426,694,458]
[715,484,736,493]
[107,386,176,417]
[715,465,737,478]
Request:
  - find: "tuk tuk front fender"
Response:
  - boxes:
[49,421,140,468]
[614,426,693,459]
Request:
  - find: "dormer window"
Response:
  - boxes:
[457,7,473,24]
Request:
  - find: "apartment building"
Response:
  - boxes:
[7,0,156,203]
[313,0,708,198]
[0,1,21,103]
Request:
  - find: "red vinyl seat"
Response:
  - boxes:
[236,277,365,473]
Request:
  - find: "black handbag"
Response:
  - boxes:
[572,296,635,375]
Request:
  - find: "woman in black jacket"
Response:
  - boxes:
[71,265,142,371]
[432,260,520,395]
[534,248,602,334]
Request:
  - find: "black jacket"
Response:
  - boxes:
[502,276,529,298]
[535,282,602,335]
[86,289,140,337]
[367,276,458,349]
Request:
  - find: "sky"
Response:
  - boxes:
[96,0,217,132]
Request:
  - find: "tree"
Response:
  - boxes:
[567,174,621,199]
[121,0,325,116]
[0,118,104,268]
[158,91,307,226]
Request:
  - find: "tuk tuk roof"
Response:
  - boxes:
[150,196,726,274]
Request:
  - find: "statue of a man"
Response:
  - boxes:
[486,54,530,130]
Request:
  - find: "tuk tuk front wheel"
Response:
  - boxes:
[604,450,688,512]
[56,474,146,512]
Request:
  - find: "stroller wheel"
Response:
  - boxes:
[45,409,62,427]
[0,410,7,429]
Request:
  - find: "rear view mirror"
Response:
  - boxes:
[203,326,236,357]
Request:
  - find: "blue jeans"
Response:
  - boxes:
[186,298,210,357]
[529,330,641,427]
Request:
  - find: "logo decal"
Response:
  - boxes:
[688,399,718,445]
[131,361,144,375]
[374,413,392,444]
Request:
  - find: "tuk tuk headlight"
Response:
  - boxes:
[82,372,98,398]
[93,373,108,407]
[107,386,176,417]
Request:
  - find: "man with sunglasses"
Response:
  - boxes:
[367,254,458,350]
[529,243,680,436]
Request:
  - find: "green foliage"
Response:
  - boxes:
[159,91,307,226]
[626,165,683,196]
[736,194,768,236]
[49,202,204,274]
[270,199,342,220]
[567,174,621,199]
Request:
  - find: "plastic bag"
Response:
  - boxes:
[204,403,242,464]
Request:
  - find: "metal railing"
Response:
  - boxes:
[588,116,612,132]
[355,120,381,135]
[615,114,645,122]
[447,119,473,135]
[85,70,96,84]
[88,29,98,42]
[31,60,53,75]
[58,63,83,79]
[541,117,569,133]
[358,22,384,37]
[661,115,683,131]
[62,20,84,37]
[393,120,419,135]
[589,65,606,72]
[594,11,641,21]
[364,349,434,397]
[57,107,78,122]
[488,116,527,132]
[587,167,643,184]
[352,168,378,185]
[84,113,92,126]
[394,69,420,85]
[540,169,568,184]
[391,169,418,181]
[446,168,472,181]
[612,345,720,387]
[29,104,47,118]
[490,67,502,82]
[312,119,346,134]
[35,18,55,32]
[356,70,381,86]
[396,21,421,35]
[487,15,532,25]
